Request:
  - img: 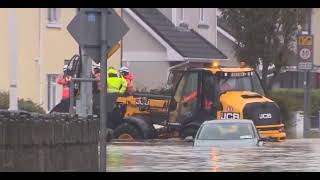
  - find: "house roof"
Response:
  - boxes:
[130,8,227,60]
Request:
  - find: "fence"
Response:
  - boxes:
[0,110,99,172]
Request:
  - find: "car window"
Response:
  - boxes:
[197,123,256,140]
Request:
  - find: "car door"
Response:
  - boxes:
[198,71,220,121]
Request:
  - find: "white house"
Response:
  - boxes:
[122,8,238,90]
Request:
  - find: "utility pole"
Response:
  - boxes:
[78,47,93,117]
[76,8,93,118]
[99,9,108,172]
[8,8,18,111]
[303,9,313,137]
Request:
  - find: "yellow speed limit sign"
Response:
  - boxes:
[297,34,313,70]
[298,35,313,46]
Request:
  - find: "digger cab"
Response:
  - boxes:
[167,68,221,138]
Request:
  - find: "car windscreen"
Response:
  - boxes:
[197,123,256,140]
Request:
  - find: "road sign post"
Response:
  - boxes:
[67,8,129,172]
[297,34,313,71]
[297,34,313,137]
[77,47,93,117]
[99,9,108,172]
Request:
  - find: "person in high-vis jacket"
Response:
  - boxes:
[107,67,128,94]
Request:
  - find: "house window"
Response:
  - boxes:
[199,8,204,22]
[47,74,60,111]
[198,8,209,29]
[47,8,62,28]
[178,8,189,29]
[180,8,184,22]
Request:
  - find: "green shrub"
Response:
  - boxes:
[0,91,45,113]
[0,91,9,109]
[268,88,320,127]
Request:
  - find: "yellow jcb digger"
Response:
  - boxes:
[110,62,286,141]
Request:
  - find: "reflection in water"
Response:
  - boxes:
[211,147,219,172]
[107,139,320,172]
[107,147,124,171]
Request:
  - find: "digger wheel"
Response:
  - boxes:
[113,123,143,140]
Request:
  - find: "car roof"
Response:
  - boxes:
[202,119,254,124]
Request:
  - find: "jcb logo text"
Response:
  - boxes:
[221,112,240,119]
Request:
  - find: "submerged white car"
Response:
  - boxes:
[194,119,264,147]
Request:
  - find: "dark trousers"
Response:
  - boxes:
[50,99,70,113]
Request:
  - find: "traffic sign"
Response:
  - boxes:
[299,48,312,60]
[298,62,313,70]
[107,42,120,59]
[67,8,130,172]
[297,34,313,70]
[67,8,129,63]
[67,8,101,46]
[298,35,313,46]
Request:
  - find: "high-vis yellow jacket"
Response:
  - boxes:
[107,76,128,94]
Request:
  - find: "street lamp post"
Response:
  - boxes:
[8,8,18,111]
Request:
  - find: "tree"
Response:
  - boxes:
[220,8,311,92]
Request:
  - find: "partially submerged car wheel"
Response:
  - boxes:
[113,122,143,140]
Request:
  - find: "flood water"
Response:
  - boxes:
[106,139,320,172]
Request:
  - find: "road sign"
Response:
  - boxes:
[67,8,130,172]
[298,62,313,70]
[297,34,313,70]
[107,42,120,59]
[299,48,312,60]
[298,35,313,46]
[67,8,129,63]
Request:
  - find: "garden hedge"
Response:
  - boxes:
[0,92,45,113]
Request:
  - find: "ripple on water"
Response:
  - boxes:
[106,139,320,172]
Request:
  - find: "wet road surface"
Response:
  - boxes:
[106,139,320,172]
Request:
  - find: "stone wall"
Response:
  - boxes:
[0,110,99,172]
